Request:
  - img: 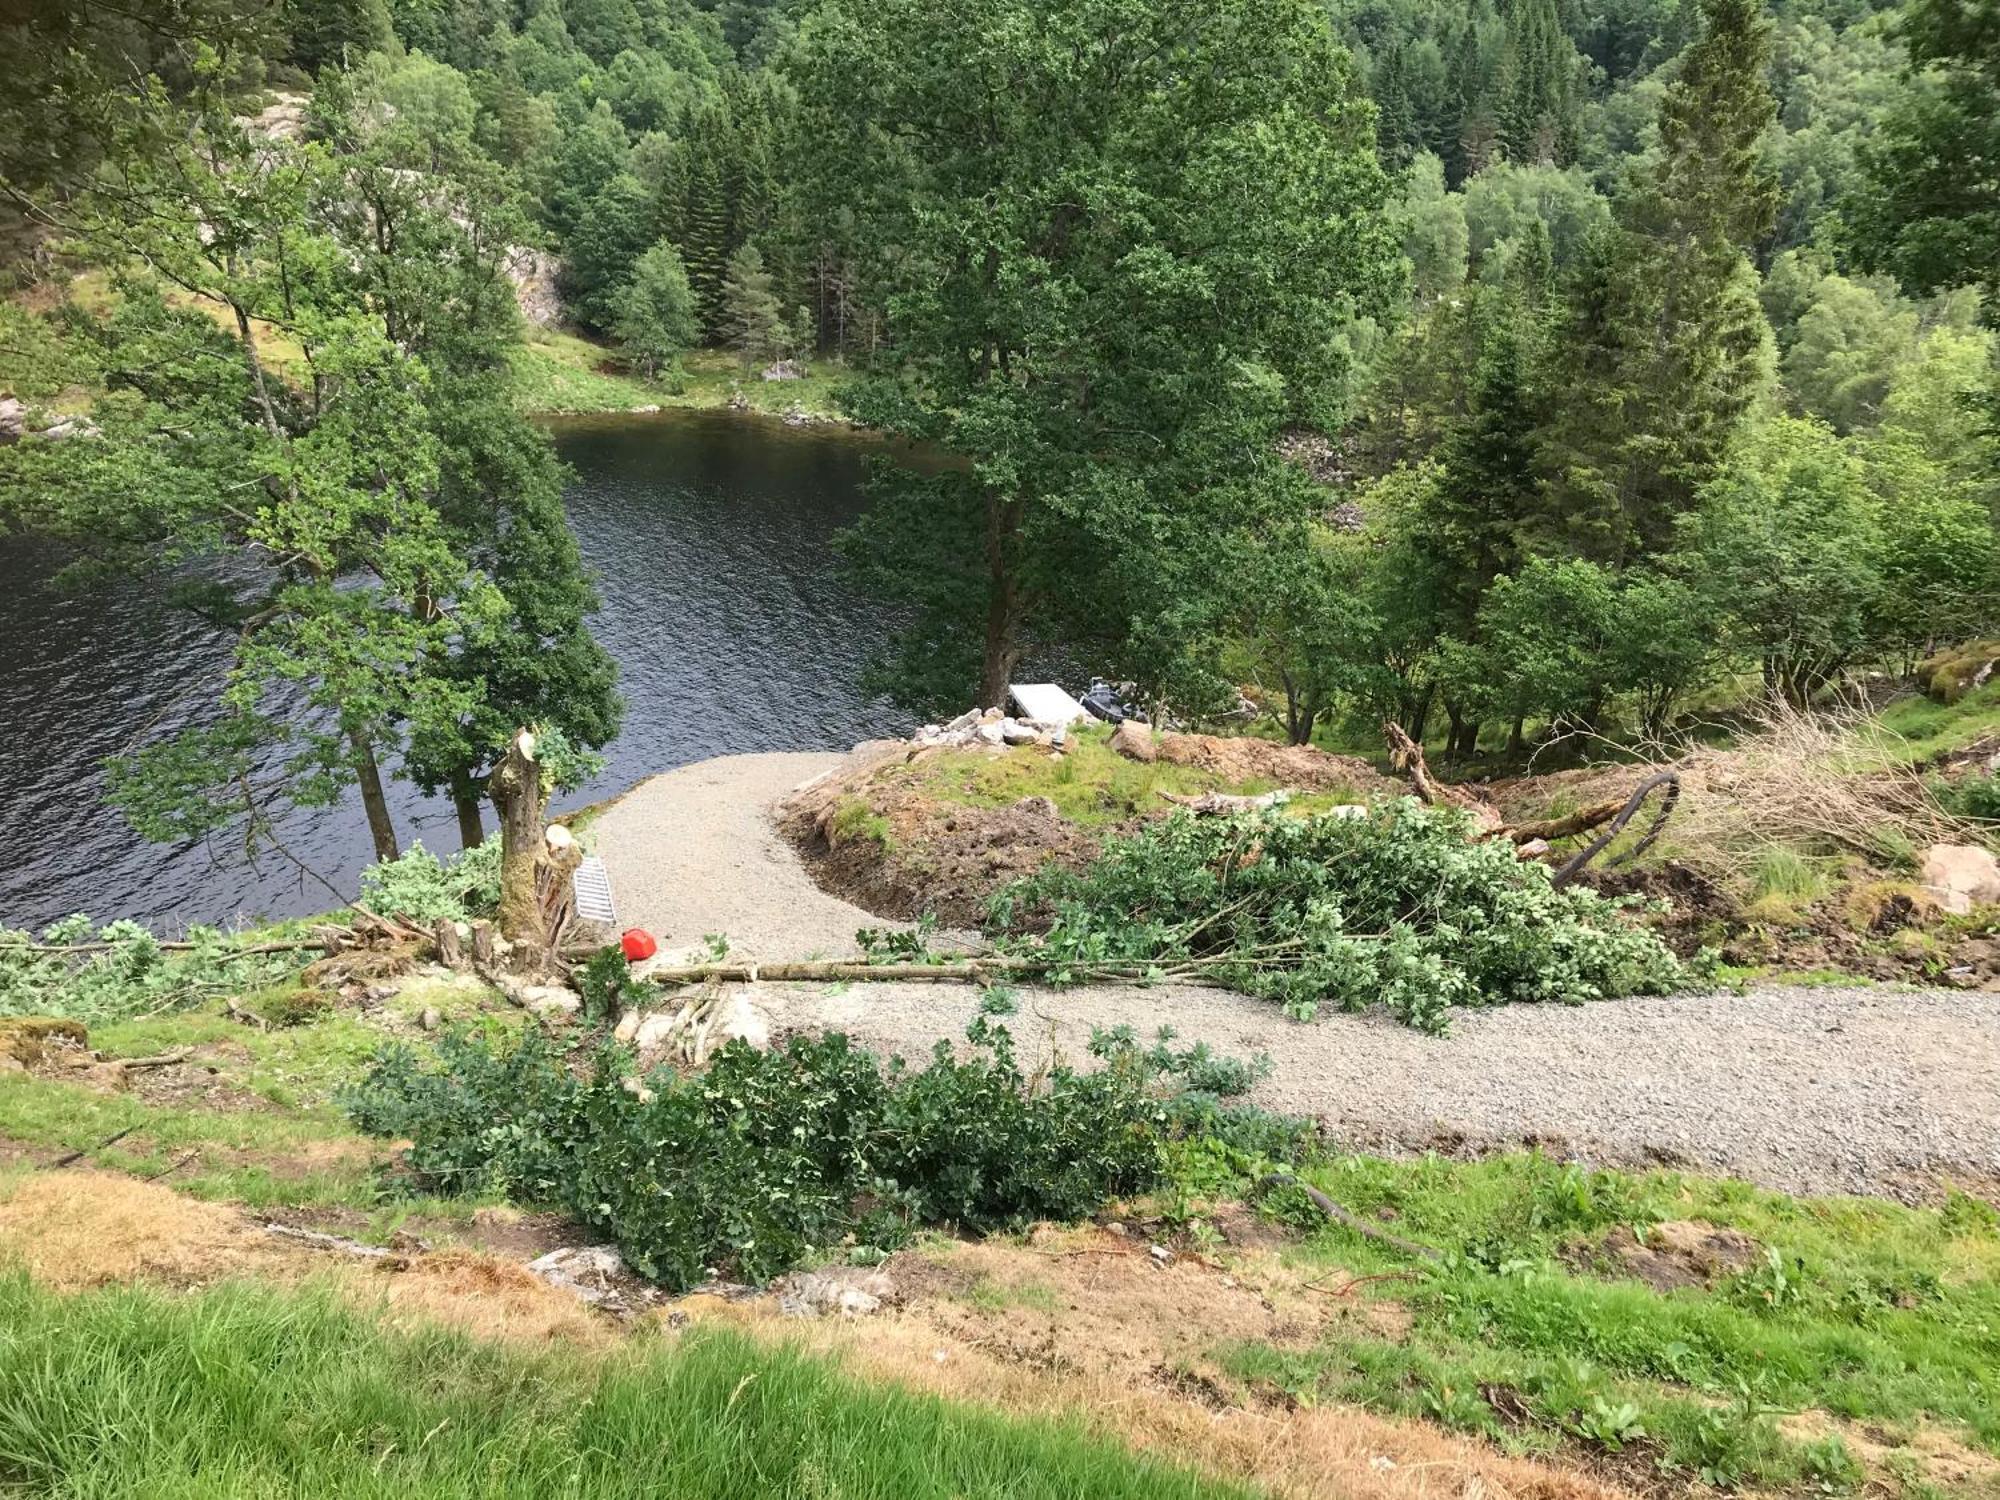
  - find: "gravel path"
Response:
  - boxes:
[594,751,2000,1201]
[593,751,900,962]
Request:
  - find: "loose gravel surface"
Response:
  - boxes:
[595,751,2000,1202]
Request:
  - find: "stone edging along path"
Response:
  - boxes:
[592,752,2000,1203]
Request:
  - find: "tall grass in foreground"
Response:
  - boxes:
[0,1275,1252,1499]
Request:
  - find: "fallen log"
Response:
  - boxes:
[1258,1172,1442,1263]
[1159,789,1293,815]
[263,1223,396,1258]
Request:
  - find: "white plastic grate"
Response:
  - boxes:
[572,854,617,926]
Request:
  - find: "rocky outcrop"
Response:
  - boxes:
[504,245,562,329]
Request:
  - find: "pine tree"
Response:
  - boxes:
[720,242,786,367]
[678,123,732,341]
[1536,0,1779,559]
[1496,0,1577,166]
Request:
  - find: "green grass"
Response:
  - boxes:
[0,1275,1253,1499]
[510,332,852,419]
[0,997,518,1215]
[1867,680,2000,766]
[1215,1151,2000,1492]
[901,726,1360,827]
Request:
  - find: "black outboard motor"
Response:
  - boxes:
[1080,678,1147,725]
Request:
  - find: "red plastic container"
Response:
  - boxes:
[620,928,658,962]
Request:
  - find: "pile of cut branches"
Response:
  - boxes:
[987,800,1693,1034]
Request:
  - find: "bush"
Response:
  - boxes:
[0,917,301,1024]
[343,1020,1305,1290]
[358,840,502,924]
[987,801,1690,1034]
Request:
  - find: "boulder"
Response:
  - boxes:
[528,1245,636,1312]
[1109,718,1156,762]
[974,721,1007,746]
[520,985,583,1020]
[760,359,806,382]
[1920,844,2000,915]
[780,1266,895,1318]
[711,990,772,1051]
[999,719,1043,746]
[0,397,25,444]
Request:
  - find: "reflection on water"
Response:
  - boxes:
[0,409,913,931]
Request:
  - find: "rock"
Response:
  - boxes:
[1148,1244,1174,1265]
[238,91,307,143]
[503,244,562,328]
[528,1245,636,1312]
[632,1010,679,1050]
[418,1007,442,1031]
[945,709,981,733]
[711,990,772,1051]
[974,722,1007,746]
[1921,844,2000,915]
[999,719,1043,746]
[1109,718,1157,762]
[37,416,100,442]
[0,396,25,444]
[631,403,661,414]
[521,985,583,1020]
[760,359,807,381]
[1013,796,1059,818]
[780,1267,895,1318]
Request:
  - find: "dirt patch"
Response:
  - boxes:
[1782,1411,2000,1494]
[783,754,1102,926]
[1150,734,1400,796]
[705,1224,1635,1500]
[1586,1221,1763,1292]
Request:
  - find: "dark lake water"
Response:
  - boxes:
[0,410,914,933]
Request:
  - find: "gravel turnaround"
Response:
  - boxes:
[595,753,2000,1202]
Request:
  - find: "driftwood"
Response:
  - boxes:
[263,1223,396,1259]
[1380,721,1678,884]
[1258,1172,1442,1263]
[1159,789,1294,815]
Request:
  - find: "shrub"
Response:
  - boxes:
[0,916,301,1024]
[343,1020,1304,1290]
[358,840,501,924]
[987,801,1690,1034]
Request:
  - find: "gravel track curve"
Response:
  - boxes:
[593,752,2000,1201]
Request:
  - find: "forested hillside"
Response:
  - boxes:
[1,0,1996,839]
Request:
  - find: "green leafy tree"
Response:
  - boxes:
[612,240,700,378]
[563,171,656,330]
[1674,416,1884,705]
[797,0,1400,711]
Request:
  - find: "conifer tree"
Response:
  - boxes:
[678,128,732,340]
[1535,0,1779,559]
[720,241,786,367]
[1496,0,1577,166]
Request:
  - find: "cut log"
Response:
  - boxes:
[433,917,464,970]
[1158,789,1293,815]
[489,728,545,944]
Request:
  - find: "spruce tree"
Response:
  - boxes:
[1496,0,1577,166]
[679,126,732,341]
[1536,0,1778,559]
[721,242,786,367]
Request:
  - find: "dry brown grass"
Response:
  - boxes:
[0,1170,606,1345]
[680,1227,1635,1500]
[1661,700,1970,878]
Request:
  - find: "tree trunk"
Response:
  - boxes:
[977,494,1025,710]
[488,729,544,943]
[453,783,485,851]
[1506,715,1525,755]
[349,729,400,863]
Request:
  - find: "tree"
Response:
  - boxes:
[1495,0,1579,167]
[795,0,1400,712]
[562,172,656,330]
[1674,416,1884,705]
[612,240,700,377]
[1537,0,1781,560]
[719,241,785,367]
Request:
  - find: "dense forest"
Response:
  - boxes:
[1,0,1996,857]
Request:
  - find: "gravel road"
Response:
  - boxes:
[594,752,2000,1202]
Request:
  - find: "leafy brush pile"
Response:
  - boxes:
[0,917,302,1024]
[344,1021,1308,1290]
[988,801,1692,1034]
[358,840,501,924]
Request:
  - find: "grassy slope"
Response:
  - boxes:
[511,329,851,419]
[1222,1149,2000,1493]
[0,1276,1251,1500]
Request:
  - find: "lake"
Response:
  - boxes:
[0,410,914,933]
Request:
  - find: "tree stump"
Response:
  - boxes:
[489,729,545,944]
